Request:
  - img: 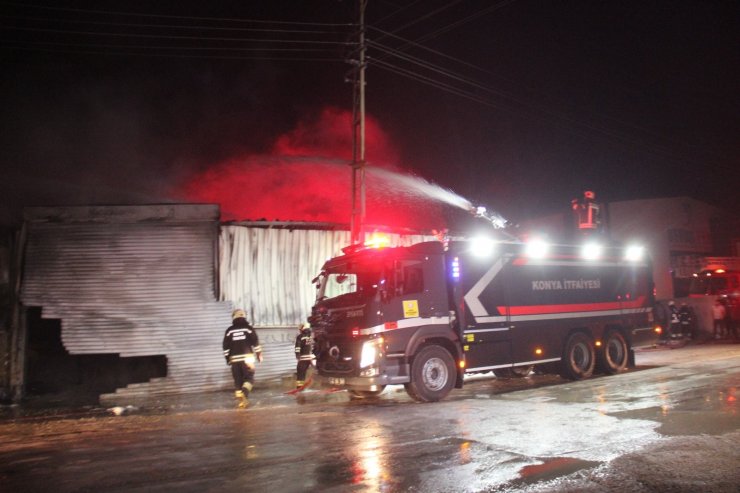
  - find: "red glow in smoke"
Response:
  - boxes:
[180,107,445,229]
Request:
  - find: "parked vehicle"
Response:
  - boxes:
[689,266,740,298]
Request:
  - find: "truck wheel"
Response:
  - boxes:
[597,331,628,374]
[560,332,595,380]
[405,345,455,402]
[494,365,534,378]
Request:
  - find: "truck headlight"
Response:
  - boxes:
[360,340,378,368]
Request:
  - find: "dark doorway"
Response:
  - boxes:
[25,307,167,404]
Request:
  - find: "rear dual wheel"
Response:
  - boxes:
[560,332,595,380]
[597,330,629,374]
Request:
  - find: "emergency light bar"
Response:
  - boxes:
[364,233,391,249]
[525,239,549,258]
[581,242,603,260]
[470,236,496,257]
[341,232,391,254]
[624,245,645,262]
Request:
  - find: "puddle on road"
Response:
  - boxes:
[610,406,738,436]
[511,457,601,487]
[609,385,738,436]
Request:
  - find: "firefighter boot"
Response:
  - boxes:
[235,390,249,409]
[296,380,304,391]
[239,382,253,408]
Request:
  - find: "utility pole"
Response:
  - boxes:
[350,0,367,245]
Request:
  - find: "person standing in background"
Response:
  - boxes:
[712,299,727,340]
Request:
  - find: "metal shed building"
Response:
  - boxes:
[12,205,432,404]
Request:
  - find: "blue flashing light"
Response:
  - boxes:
[451,257,461,279]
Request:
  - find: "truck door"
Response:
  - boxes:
[619,261,656,347]
[458,253,512,371]
[394,256,448,319]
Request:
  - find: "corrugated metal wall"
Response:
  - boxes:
[19,208,435,403]
[20,205,234,403]
[219,226,434,326]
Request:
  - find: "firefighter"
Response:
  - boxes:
[678,302,695,340]
[667,300,681,339]
[223,309,263,408]
[294,322,315,390]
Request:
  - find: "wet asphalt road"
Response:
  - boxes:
[1,343,738,493]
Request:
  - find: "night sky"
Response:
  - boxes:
[1,1,738,230]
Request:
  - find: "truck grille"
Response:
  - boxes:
[319,360,354,374]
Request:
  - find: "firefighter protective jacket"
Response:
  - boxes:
[294,328,315,361]
[223,318,262,365]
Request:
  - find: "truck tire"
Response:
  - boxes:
[597,330,628,374]
[494,365,534,378]
[560,332,595,380]
[405,345,456,402]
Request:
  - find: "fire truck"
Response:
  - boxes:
[309,236,659,402]
[689,264,740,298]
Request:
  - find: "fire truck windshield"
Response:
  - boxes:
[316,263,384,302]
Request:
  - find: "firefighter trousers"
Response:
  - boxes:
[230,361,255,395]
[296,360,311,382]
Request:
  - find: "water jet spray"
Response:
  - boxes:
[366,166,516,238]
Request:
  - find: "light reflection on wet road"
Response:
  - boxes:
[0,344,737,492]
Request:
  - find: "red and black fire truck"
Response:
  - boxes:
[309,236,659,402]
[689,265,740,298]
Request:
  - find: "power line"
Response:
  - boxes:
[367,24,518,87]
[1,44,345,62]
[368,43,732,174]
[3,14,352,35]
[361,3,731,173]
[371,57,507,111]
[1,25,355,45]
[377,0,465,36]
[370,0,424,29]
[401,0,518,46]
[367,39,516,101]
[0,1,355,27]
[2,39,340,53]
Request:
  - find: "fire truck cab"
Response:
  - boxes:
[309,238,659,402]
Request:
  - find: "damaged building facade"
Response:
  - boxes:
[0,204,430,405]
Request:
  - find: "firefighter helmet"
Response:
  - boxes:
[232,308,247,320]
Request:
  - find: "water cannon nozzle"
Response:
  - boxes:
[491,216,507,229]
[469,204,509,229]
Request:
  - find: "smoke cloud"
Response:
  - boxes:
[179,107,449,230]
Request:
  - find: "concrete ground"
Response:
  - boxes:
[0,340,737,492]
